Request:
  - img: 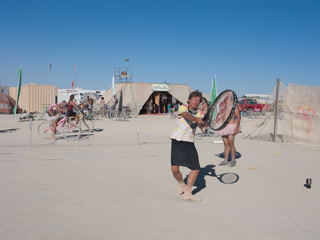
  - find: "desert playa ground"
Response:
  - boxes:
[0,114,319,240]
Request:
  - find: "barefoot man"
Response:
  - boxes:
[170,90,206,201]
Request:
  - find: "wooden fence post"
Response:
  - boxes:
[273,78,280,142]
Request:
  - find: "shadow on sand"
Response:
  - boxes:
[215,151,242,161]
[0,128,19,133]
[184,164,240,195]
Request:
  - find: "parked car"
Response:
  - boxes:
[239,98,265,112]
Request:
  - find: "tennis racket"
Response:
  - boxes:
[191,89,238,131]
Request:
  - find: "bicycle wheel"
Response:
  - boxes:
[79,119,94,133]
[63,121,80,141]
[38,122,53,140]
[94,110,100,120]
[131,109,138,118]
[116,111,124,121]
[120,111,127,121]
[112,111,119,121]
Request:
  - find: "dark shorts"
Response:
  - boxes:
[171,139,200,170]
[67,111,77,117]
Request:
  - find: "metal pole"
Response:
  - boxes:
[273,78,280,142]
[75,72,77,88]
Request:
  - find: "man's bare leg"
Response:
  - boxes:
[183,169,201,201]
[171,166,187,195]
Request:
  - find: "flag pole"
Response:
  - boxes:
[112,75,115,104]
[14,66,22,122]
[211,75,217,104]
[49,61,52,85]
[75,71,77,88]
[74,62,77,88]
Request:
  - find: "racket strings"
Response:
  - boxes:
[210,91,236,130]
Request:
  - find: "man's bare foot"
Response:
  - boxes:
[174,183,187,196]
[183,192,202,202]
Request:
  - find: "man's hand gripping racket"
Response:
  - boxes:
[191,90,238,131]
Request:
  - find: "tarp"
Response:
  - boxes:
[283,84,320,147]
[167,84,192,104]
[0,94,21,114]
[81,92,100,103]
[97,82,191,113]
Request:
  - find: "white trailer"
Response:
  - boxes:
[57,88,105,104]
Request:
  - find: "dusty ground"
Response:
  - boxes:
[0,114,319,240]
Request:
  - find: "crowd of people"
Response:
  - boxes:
[142,94,182,115]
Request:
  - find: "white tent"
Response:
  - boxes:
[97,82,192,113]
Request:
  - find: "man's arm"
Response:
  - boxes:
[180,112,206,128]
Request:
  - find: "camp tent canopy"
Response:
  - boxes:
[167,84,192,104]
[97,83,153,111]
[97,82,192,113]
[81,92,100,103]
[0,93,21,114]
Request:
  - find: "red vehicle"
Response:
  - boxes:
[239,98,265,112]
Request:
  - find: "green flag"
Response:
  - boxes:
[211,75,217,104]
[13,66,22,120]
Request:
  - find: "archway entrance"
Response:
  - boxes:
[140,91,181,115]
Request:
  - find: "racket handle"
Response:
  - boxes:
[190,118,206,129]
[190,122,197,129]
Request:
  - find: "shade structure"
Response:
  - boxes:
[81,92,100,103]
[97,82,192,113]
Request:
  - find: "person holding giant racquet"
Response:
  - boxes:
[170,90,206,202]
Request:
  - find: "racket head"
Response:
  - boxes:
[218,172,239,184]
[206,89,238,131]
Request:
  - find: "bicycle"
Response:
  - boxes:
[128,103,139,118]
[111,109,128,121]
[91,109,100,120]
[36,104,50,121]
[122,105,132,118]
[77,109,95,133]
[104,105,112,119]
[109,107,118,120]
[38,114,80,141]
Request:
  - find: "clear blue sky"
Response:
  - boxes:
[1,0,319,97]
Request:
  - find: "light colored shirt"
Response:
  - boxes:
[100,99,105,107]
[170,105,203,142]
